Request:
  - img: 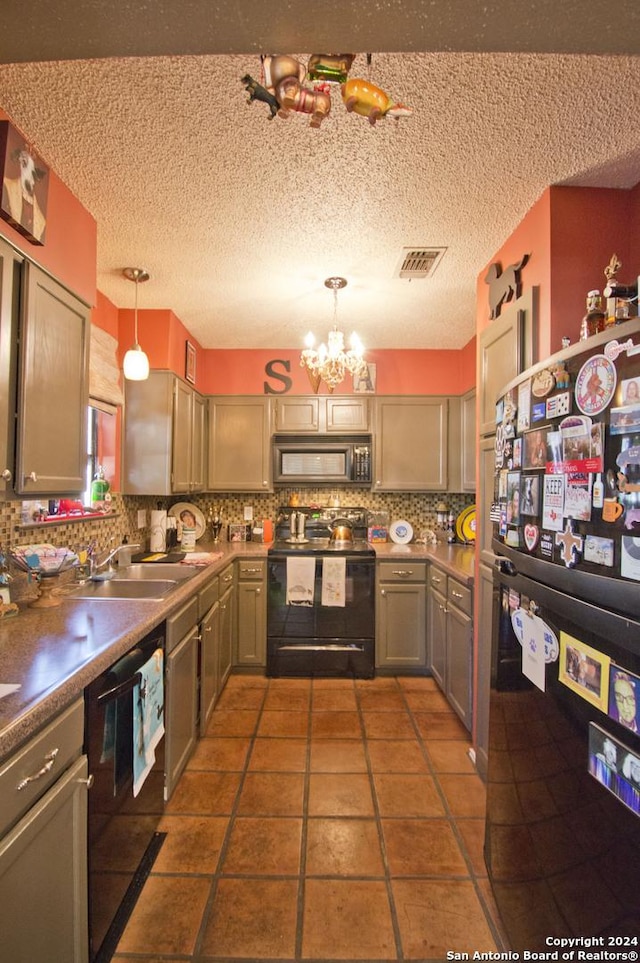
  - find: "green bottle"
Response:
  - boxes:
[90,466,109,511]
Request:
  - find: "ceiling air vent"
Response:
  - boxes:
[395,247,446,280]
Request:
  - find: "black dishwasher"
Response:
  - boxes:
[85,625,166,962]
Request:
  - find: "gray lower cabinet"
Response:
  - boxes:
[165,597,199,800]
[376,561,427,669]
[236,560,265,666]
[428,564,473,729]
[199,574,221,736]
[0,699,88,963]
[219,579,234,681]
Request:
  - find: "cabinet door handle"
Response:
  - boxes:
[256,587,261,595]
[16,747,59,790]
[243,567,261,574]
[79,774,95,789]
[26,471,38,483]
[222,574,233,582]
[431,576,442,585]
[380,588,386,596]
[451,590,463,599]
[1,468,11,481]
[392,569,412,577]
[438,603,447,613]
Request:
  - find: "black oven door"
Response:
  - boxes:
[267,555,375,678]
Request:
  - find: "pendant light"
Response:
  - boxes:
[122,267,150,381]
[300,277,367,392]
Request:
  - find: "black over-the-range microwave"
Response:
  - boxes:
[272,435,372,486]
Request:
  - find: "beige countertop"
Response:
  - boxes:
[0,538,474,761]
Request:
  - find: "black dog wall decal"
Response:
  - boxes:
[485,254,529,319]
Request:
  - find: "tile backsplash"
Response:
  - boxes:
[0,488,475,554]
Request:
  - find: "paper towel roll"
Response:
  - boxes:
[150,510,167,552]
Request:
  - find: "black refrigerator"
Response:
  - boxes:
[485,318,640,949]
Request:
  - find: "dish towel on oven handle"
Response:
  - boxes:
[321,556,346,607]
[286,556,316,605]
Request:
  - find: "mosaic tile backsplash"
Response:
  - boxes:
[0,488,475,554]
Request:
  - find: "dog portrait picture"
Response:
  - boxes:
[0,121,49,245]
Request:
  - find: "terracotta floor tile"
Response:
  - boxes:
[362,710,416,740]
[392,878,498,958]
[309,738,368,772]
[382,818,469,876]
[438,772,487,817]
[355,676,401,690]
[405,688,452,712]
[306,817,385,877]
[311,710,363,739]
[165,771,240,815]
[374,772,446,817]
[258,709,310,737]
[154,815,228,874]
[90,814,158,872]
[455,818,489,876]
[397,676,439,691]
[237,771,305,815]
[248,736,308,771]
[358,687,407,711]
[426,739,476,773]
[225,673,268,689]
[312,687,358,710]
[264,686,311,710]
[367,739,429,773]
[308,772,375,816]
[214,685,266,710]
[116,875,210,956]
[413,709,470,741]
[313,677,357,689]
[302,879,396,960]
[222,816,302,875]
[201,877,298,959]
[186,736,250,771]
[205,708,259,737]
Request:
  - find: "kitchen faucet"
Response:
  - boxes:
[90,540,140,576]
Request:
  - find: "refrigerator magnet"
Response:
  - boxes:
[584,535,614,566]
[559,632,610,712]
[555,518,583,567]
[575,354,617,416]
[523,523,539,551]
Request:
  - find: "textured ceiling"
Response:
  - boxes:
[0,5,639,349]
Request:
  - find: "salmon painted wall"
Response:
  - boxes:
[0,110,97,305]
[476,184,640,360]
[200,346,474,396]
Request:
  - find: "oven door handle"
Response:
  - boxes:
[97,671,143,704]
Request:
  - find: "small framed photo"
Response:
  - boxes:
[589,723,640,816]
[0,120,50,245]
[185,340,196,384]
[353,362,376,393]
[228,523,247,542]
[608,665,640,733]
[559,631,610,711]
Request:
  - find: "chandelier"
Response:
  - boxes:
[300,277,368,392]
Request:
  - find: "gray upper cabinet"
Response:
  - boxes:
[478,288,536,437]
[374,396,448,491]
[273,395,369,433]
[123,370,206,495]
[16,261,90,495]
[0,238,20,495]
[461,389,476,491]
[208,397,271,491]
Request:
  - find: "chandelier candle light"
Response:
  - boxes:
[300,277,367,392]
[122,267,150,381]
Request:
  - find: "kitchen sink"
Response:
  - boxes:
[118,563,196,582]
[67,578,180,600]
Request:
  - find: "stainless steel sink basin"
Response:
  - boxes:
[119,563,196,582]
[68,578,179,600]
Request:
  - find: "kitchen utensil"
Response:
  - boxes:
[389,520,413,544]
[329,517,353,541]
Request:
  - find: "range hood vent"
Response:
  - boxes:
[395,247,446,279]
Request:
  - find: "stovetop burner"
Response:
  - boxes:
[269,507,374,556]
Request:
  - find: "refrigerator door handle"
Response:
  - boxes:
[494,555,518,576]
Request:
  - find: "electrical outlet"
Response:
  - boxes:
[137,509,147,529]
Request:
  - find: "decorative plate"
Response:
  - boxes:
[168,503,206,540]
[389,520,413,544]
[575,354,617,416]
[531,368,555,398]
[455,505,476,543]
